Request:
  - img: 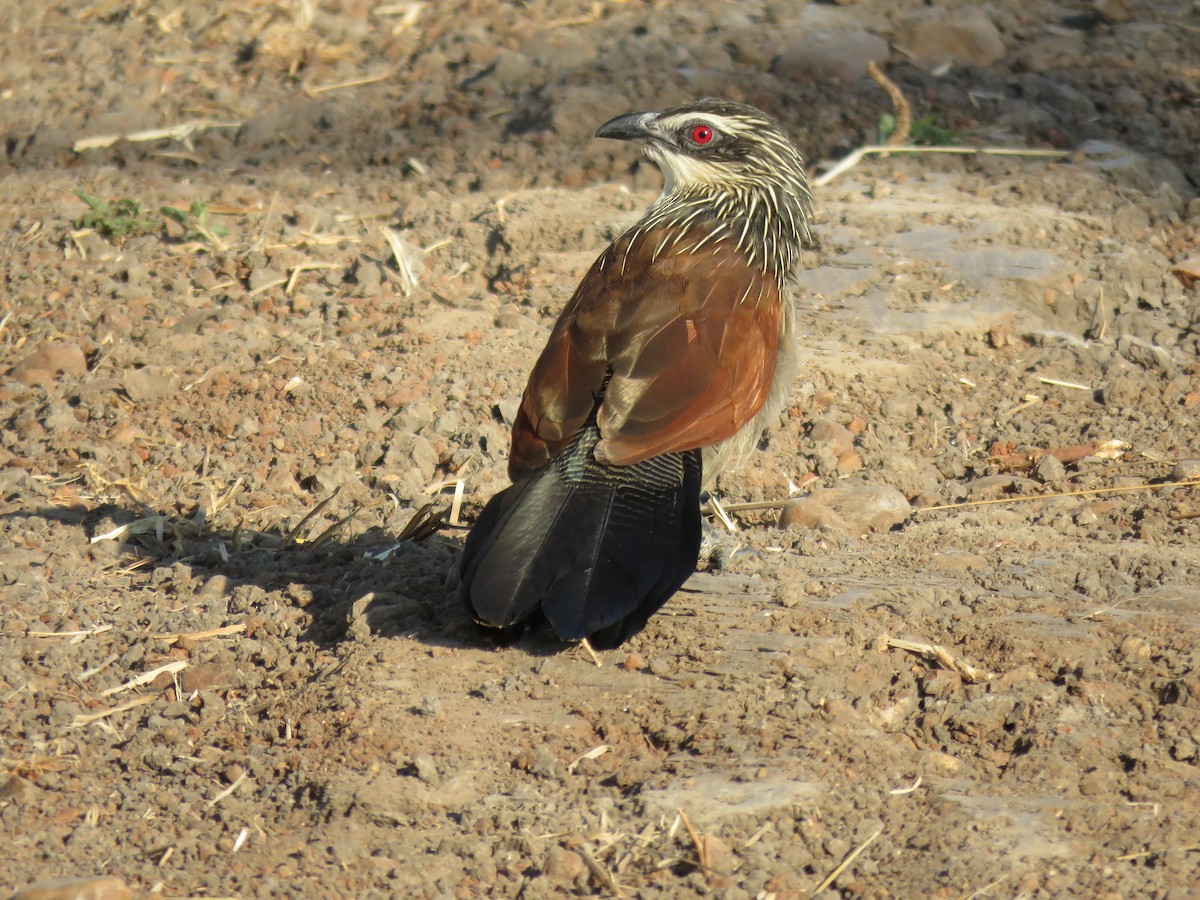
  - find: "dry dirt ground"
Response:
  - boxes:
[3,1,1200,897]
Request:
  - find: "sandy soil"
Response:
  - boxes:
[3,1,1199,897]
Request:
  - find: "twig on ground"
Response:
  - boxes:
[304,68,397,97]
[28,624,113,640]
[71,694,157,728]
[207,770,247,807]
[154,623,246,645]
[917,478,1200,513]
[282,488,341,545]
[577,844,621,896]
[867,61,911,148]
[885,636,995,683]
[705,495,738,532]
[889,776,923,796]
[100,660,188,698]
[579,638,603,668]
[73,119,242,153]
[814,145,1071,188]
[812,827,883,894]
[677,809,710,871]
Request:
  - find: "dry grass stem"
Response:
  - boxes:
[676,809,712,872]
[578,844,622,896]
[886,637,995,683]
[304,68,397,97]
[282,488,341,545]
[1114,842,1200,862]
[207,770,247,807]
[706,494,738,532]
[71,694,157,728]
[579,638,603,667]
[918,478,1200,513]
[567,744,610,773]
[100,660,188,698]
[1037,375,1093,391]
[73,119,243,153]
[381,226,424,295]
[77,653,119,683]
[889,776,923,796]
[744,821,774,848]
[155,623,247,645]
[867,61,911,148]
[812,826,883,893]
[28,624,113,640]
[814,145,1070,188]
[90,516,166,544]
[285,261,341,294]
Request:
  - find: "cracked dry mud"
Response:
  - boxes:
[2,1,1199,897]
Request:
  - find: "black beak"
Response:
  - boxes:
[595,111,657,142]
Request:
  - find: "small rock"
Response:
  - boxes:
[1033,453,1066,484]
[773,30,889,83]
[894,7,1006,68]
[837,448,864,475]
[924,750,962,773]
[411,754,439,784]
[181,661,241,693]
[418,694,442,717]
[779,497,850,534]
[543,847,586,885]
[1171,459,1200,481]
[880,392,919,421]
[807,418,855,456]
[248,265,286,293]
[1118,636,1151,662]
[122,366,178,402]
[10,876,133,900]
[1093,0,1134,23]
[8,341,87,387]
[0,774,39,803]
[781,485,912,536]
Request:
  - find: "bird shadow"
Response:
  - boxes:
[2,498,513,653]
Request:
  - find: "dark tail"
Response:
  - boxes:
[459,424,702,648]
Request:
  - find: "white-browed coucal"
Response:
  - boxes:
[460,98,816,648]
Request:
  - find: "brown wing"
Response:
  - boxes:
[508,220,780,480]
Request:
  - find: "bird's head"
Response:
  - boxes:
[596,98,811,206]
[596,98,815,276]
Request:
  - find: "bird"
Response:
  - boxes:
[459,98,816,648]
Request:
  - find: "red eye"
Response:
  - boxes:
[691,124,713,145]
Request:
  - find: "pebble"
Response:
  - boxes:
[1171,459,1200,481]
[122,366,178,402]
[181,661,240,693]
[1093,0,1134,23]
[10,877,133,900]
[0,774,39,803]
[807,418,855,456]
[248,265,286,293]
[1033,453,1067,484]
[773,30,889,83]
[8,341,87,387]
[543,846,586,885]
[894,7,1006,67]
[780,485,911,537]
[880,392,919,421]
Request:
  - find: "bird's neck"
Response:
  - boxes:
[643,181,813,283]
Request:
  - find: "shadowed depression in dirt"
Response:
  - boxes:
[2,1,1199,897]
